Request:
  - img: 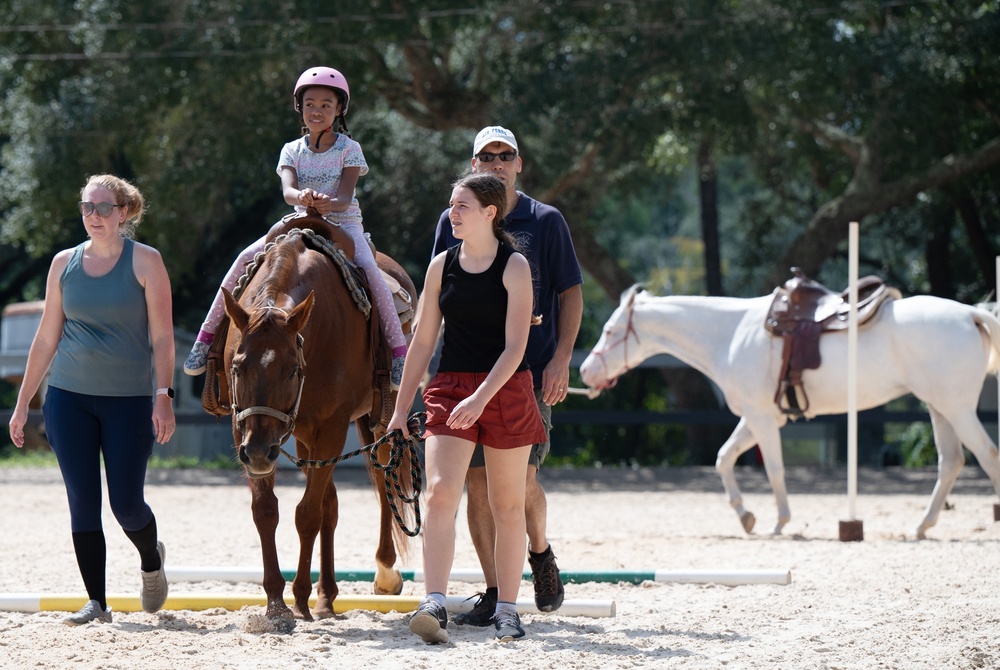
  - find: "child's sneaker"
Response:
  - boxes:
[408,598,448,644]
[390,355,405,390]
[183,341,211,376]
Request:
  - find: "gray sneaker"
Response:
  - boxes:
[390,355,405,390]
[64,600,112,626]
[408,598,448,644]
[140,541,168,613]
[494,609,525,642]
[183,341,210,376]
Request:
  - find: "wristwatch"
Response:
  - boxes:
[156,387,175,399]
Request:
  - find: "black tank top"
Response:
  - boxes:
[437,242,529,374]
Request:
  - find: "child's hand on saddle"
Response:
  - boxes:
[311,193,333,215]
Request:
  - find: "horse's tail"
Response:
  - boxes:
[973,306,1000,375]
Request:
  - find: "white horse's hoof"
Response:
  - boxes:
[740,511,756,534]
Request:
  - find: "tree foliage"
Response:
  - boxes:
[2,1,999,463]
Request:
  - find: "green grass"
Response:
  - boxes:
[0,445,58,467]
[0,444,241,470]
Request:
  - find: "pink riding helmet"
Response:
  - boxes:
[293,67,351,114]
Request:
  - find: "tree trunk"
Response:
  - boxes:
[948,183,997,287]
[925,199,954,298]
[698,137,723,296]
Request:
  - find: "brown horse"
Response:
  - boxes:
[221,221,416,630]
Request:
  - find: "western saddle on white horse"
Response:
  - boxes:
[764,267,900,418]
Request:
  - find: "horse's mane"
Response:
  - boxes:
[245,235,304,333]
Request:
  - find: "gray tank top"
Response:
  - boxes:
[48,238,154,396]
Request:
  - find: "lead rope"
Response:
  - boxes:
[278,412,425,537]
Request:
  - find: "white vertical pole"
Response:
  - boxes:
[847,223,859,520]
[996,256,999,449]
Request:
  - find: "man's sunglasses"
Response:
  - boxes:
[78,201,122,217]
[475,150,518,163]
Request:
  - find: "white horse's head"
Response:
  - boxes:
[580,284,645,390]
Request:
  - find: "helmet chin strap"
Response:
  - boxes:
[307,125,333,149]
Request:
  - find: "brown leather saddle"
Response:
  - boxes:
[764,267,900,418]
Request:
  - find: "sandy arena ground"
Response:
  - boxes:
[1,463,999,669]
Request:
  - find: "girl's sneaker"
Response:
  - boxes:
[390,355,405,390]
[183,341,211,376]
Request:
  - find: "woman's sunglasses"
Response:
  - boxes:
[475,151,518,163]
[78,201,122,218]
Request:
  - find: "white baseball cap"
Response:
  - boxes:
[473,126,518,155]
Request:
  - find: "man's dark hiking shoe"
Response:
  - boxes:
[453,588,498,627]
[528,544,565,612]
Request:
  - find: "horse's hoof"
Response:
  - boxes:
[269,616,296,634]
[313,606,336,619]
[262,606,296,633]
[740,511,756,534]
[374,568,403,596]
[291,604,313,621]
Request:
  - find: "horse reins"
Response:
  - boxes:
[276,412,427,538]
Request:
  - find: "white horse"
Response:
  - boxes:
[579,285,1000,538]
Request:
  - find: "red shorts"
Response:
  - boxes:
[422,370,547,449]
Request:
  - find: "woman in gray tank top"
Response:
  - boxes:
[8,175,175,626]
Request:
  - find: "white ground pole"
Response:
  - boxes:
[847,222,860,521]
[165,566,792,587]
[996,256,999,448]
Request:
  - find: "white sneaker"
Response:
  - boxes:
[64,600,112,626]
[140,541,168,613]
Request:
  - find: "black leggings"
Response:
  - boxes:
[43,387,155,533]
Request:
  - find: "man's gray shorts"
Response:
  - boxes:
[468,388,552,469]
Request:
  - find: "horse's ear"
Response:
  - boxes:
[287,291,315,334]
[625,283,643,308]
[222,288,249,332]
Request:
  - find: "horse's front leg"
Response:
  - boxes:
[715,418,759,534]
[746,415,790,535]
[292,465,337,620]
[250,475,294,629]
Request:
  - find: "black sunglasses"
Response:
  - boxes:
[475,150,518,163]
[78,201,122,218]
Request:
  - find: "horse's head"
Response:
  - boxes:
[223,287,315,478]
[580,285,645,390]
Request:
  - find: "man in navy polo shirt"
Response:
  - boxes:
[431,125,584,624]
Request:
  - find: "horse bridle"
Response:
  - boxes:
[230,311,307,447]
[589,296,641,386]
